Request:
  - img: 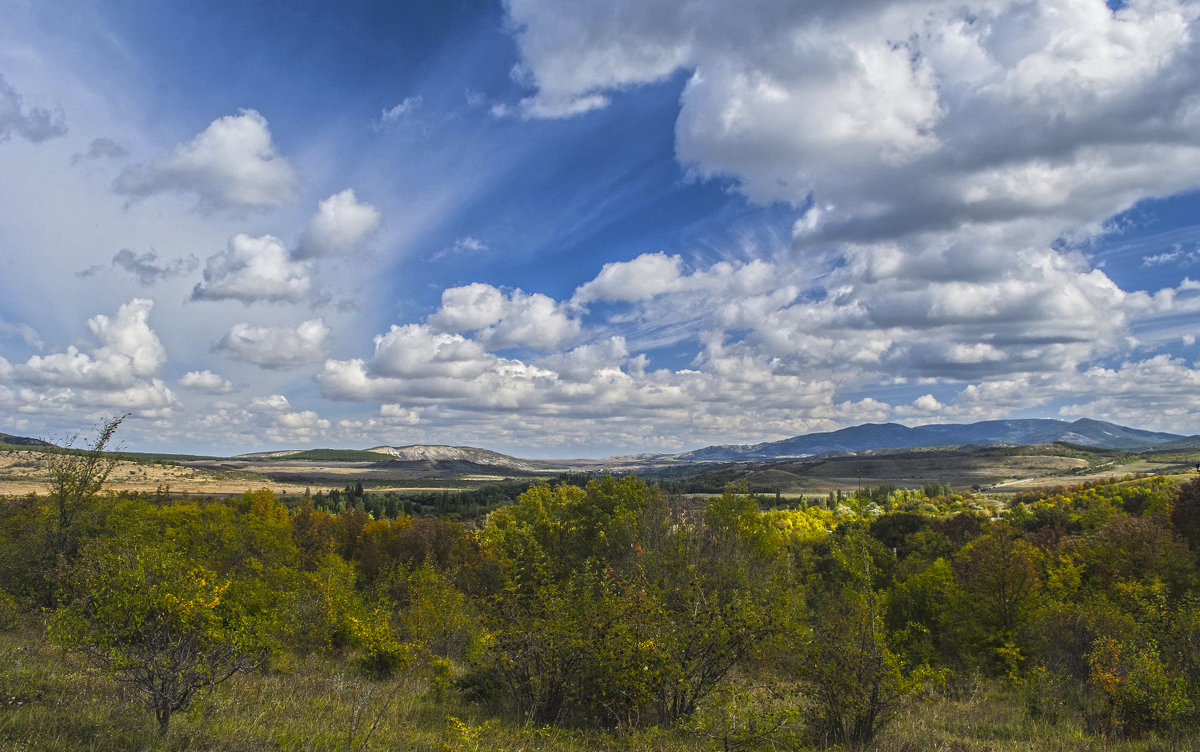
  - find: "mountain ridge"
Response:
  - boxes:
[669,418,1184,462]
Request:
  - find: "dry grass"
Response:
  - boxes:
[878,680,1199,752]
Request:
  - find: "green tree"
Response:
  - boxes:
[954,522,1042,670]
[1170,477,1200,549]
[474,483,790,727]
[1088,635,1190,735]
[41,414,125,602]
[797,533,936,748]
[886,557,964,667]
[50,539,273,735]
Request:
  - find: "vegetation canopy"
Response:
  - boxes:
[1,418,1199,749]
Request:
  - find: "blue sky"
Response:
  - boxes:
[1,0,1199,457]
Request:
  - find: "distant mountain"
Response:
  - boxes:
[671,419,1184,462]
[366,444,539,472]
[0,432,55,448]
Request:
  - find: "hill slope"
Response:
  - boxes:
[0,432,55,449]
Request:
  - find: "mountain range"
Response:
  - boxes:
[3,419,1193,468]
[668,418,1184,462]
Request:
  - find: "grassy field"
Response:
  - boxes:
[2,618,1196,752]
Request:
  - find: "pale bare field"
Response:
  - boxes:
[0,449,310,497]
[0,449,504,497]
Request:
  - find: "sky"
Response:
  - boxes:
[1,0,1200,458]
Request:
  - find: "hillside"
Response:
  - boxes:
[0,432,55,449]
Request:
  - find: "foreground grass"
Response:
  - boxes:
[2,620,1198,751]
[881,678,1197,752]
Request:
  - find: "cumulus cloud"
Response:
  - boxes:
[0,74,67,142]
[311,212,1200,452]
[318,324,563,411]
[487,0,1200,444]
[184,394,330,446]
[505,0,1200,247]
[429,283,581,350]
[114,109,299,214]
[191,233,314,304]
[179,369,234,394]
[216,318,329,369]
[4,299,176,414]
[315,319,855,452]
[378,403,423,425]
[1054,355,1200,431]
[572,252,685,303]
[248,394,330,440]
[294,189,382,259]
[572,252,783,310]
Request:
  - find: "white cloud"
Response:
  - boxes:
[294,189,382,259]
[318,324,560,409]
[367,324,497,381]
[216,318,330,370]
[912,394,945,413]
[179,369,234,394]
[0,74,67,143]
[316,317,854,450]
[379,403,422,425]
[114,109,299,214]
[519,92,610,119]
[191,233,314,304]
[432,236,488,260]
[1054,355,1200,432]
[249,394,330,438]
[572,252,685,303]
[1144,247,1200,266]
[504,0,1200,247]
[572,252,784,310]
[375,96,422,127]
[185,394,330,446]
[4,299,176,415]
[429,283,581,350]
